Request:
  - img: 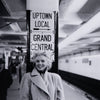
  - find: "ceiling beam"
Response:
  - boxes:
[59,11,100,51]
[0,16,26,22]
[0,31,27,36]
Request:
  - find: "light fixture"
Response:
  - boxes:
[59,11,100,50]
[60,13,83,25]
[0,31,27,35]
[10,22,21,32]
[59,28,68,38]
[60,0,88,25]
[67,0,88,13]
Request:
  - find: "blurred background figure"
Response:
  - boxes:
[8,58,18,79]
[0,58,13,100]
[16,55,26,83]
[8,50,20,79]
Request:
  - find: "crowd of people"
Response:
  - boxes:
[0,53,26,100]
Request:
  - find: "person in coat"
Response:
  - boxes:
[0,58,13,100]
[16,56,26,83]
[20,53,65,100]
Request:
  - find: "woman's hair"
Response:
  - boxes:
[32,52,52,70]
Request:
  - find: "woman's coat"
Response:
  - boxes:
[20,68,65,100]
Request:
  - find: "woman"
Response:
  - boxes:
[20,53,65,100]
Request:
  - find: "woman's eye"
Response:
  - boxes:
[36,60,39,62]
[36,60,45,63]
[41,60,45,62]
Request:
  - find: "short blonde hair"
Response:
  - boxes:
[32,52,52,70]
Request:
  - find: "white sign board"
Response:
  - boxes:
[30,32,54,51]
[30,11,54,32]
[30,11,55,59]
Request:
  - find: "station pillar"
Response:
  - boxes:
[26,0,59,73]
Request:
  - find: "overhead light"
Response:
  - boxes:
[59,32,68,38]
[0,31,27,36]
[59,28,68,38]
[67,0,88,13]
[0,31,27,35]
[59,22,68,38]
[85,32,100,38]
[10,22,21,32]
[60,0,88,25]
[59,11,100,50]
[60,13,83,25]
[92,38,100,42]
[60,12,83,25]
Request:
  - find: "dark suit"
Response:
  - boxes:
[0,69,13,100]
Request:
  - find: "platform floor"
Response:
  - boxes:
[63,81,97,100]
[7,77,97,100]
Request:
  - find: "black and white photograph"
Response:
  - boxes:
[0,0,100,100]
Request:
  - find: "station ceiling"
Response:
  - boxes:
[0,0,100,56]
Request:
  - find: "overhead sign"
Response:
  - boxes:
[30,11,54,32]
[27,0,58,72]
[30,11,55,59]
[30,32,54,50]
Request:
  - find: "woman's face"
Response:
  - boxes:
[35,55,48,72]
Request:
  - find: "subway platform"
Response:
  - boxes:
[7,77,97,100]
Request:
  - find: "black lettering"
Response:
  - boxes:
[33,34,51,42]
[33,35,37,41]
[33,12,39,19]
[33,12,52,19]
[31,44,53,51]
[45,13,52,19]
[35,21,49,28]
[37,35,40,41]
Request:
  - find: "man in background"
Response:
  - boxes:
[0,58,13,100]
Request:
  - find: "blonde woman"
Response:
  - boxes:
[20,53,65,100]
